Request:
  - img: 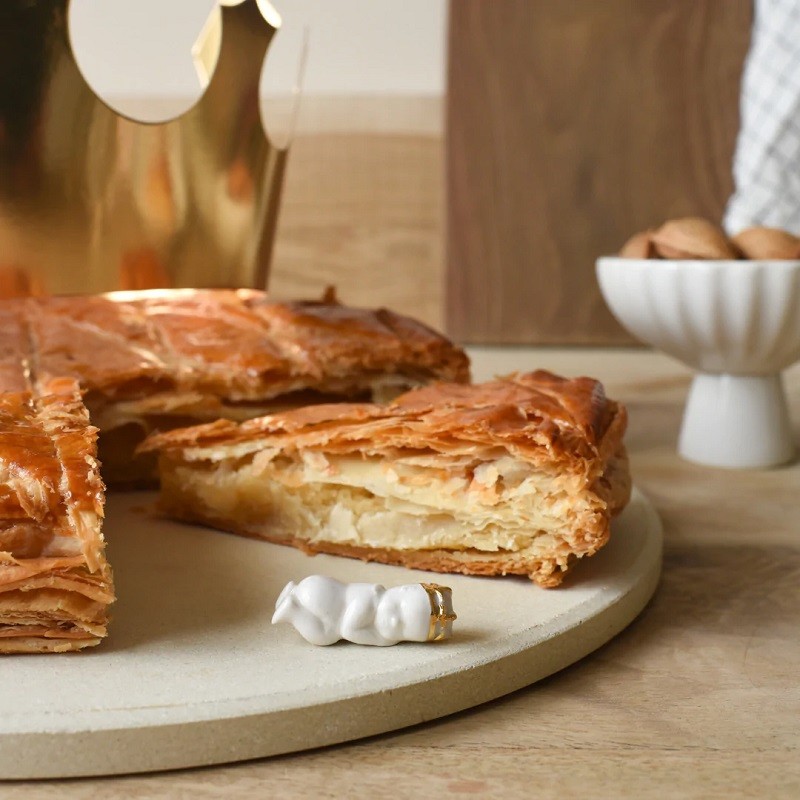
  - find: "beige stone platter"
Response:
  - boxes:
[0,488,662,780]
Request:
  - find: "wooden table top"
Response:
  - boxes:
[7,348,799,799]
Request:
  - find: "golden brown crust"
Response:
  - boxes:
[13,289,469,402]
[0,382,113,653]
[245,295,471,385]
[1,289,469,488]
[0,637,103,654]
[27,294,172,399]
[142,371,626,479]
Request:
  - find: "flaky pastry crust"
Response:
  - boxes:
[1,289,469,485]
[22,289,469,401]
[0,380,113,653]
[142,372,631,587]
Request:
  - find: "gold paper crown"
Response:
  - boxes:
[0,0,287,299]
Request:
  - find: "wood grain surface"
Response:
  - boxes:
[270,127,444,329]
[6,349,799,799]
[446,0,753,344]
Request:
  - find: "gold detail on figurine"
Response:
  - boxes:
[422,583,457,642]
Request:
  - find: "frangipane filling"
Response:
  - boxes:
[160,446,608,565]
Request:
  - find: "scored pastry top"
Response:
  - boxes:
[140,371,627,474]
[0,379,108,570]
[1,289,470,402]
[0,378,114,653]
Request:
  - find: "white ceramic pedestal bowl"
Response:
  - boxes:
[596,258,800,468]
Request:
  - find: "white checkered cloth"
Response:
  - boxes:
[724,0,800,235]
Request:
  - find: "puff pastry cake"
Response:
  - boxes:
[0,289,467,652]
[141,371,631,587]
[2,289,469,486]
[0,376,113,653]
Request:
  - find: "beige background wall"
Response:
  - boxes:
[69,0,446,98]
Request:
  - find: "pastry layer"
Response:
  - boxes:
[1,289,470,486]
[0,381,114,653]
[143,372,631,586]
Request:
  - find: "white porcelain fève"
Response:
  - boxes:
[272,576,455,646]
[597,258,800,468]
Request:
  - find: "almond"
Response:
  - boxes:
[651,217,739,260]
[731,226,800,260]
[619,230,656,258]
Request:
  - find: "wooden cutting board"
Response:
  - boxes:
[0,488,661,779]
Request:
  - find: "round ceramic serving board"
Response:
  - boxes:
[0,488,662,780]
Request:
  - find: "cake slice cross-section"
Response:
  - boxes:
[0,379,114,653]
[141,371,631,587]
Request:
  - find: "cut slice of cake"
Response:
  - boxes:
[140,371,631,587]
[0,379,114,653]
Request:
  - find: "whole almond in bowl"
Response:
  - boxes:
[618,230,656,258]
[651,217,740,260]
[731,226,800,260]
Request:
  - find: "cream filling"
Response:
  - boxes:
[164,448,602,561]
[259,451,592,534]
[320,502,535,553]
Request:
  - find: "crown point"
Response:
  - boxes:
[220,0,282,29]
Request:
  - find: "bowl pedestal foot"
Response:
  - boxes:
[678,373,795,468]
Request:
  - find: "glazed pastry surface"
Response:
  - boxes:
[0,380,113,653]
[1,290,469,485]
